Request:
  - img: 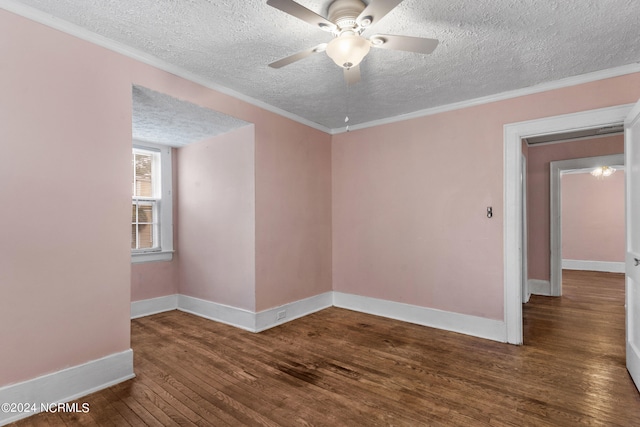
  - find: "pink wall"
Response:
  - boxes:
[177,126,257,310]
[131,261,179,301]
[332,113,504,319]
[0,11,132,385]
[0,8,332,387]
[562,171,625,262]
[129,84,332,313]
[527,135,624,280]
[333,76,640,321]
[126,52,333,315]
[254,117,333,311]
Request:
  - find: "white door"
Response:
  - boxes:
[625,98,640,391]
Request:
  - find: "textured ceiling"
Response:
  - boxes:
[132,85,250,146]
[5,0,640,131]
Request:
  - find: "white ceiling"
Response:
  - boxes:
[132,85,250,146]
[5,0,640,131]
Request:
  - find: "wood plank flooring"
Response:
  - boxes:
[12,270,640,426]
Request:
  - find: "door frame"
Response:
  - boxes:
[549,154,625,297]
[521,154,529,303]
[503,103,633,344]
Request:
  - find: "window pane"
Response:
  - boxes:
[138,204,153,224]
[138,224,154,248]
[134,152,153,197]
[132,201,157,250]
[131,225,137,249]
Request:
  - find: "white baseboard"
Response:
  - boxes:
[562,259,625,273]
[0,350,134,426]
[131,294,178,319]
[255,292,333,332]
[175,292,334,333]
[178,295,256,332]
[528,279,551,296]
[333,292,507,343]
[132,291,510,343]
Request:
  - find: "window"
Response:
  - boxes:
[131,142,173,263]
[132,148,158,250]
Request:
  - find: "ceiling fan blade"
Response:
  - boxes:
[369,34,439,54]
[344,65,361,85]
[356,0,404,28]
[267,0,337,32]
[268,44,327,68]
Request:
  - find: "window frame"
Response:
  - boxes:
[131,141,174,263]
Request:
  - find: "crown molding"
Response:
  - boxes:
[0,0,333,135]
[332,63,640,134]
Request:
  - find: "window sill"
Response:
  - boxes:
[131,250,174,264]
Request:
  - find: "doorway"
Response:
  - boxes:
[549,153,625,296]
[503,103,634,344]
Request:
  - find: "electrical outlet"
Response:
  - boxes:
[277,310,286,320]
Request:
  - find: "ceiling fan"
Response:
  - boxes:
[267,0,439,84]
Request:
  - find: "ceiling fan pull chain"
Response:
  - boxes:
[345,82,350,131]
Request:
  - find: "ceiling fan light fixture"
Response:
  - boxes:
[326,33,371,68]
[370,35,386,46]
[591,165,616,178]
[359,16,373,27]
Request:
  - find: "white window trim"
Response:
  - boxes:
[132,141,174,263]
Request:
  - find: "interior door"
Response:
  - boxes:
[625,98,640,391]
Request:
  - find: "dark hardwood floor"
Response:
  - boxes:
[13,270,640,426]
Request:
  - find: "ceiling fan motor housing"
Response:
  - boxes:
[328,0,366,32]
